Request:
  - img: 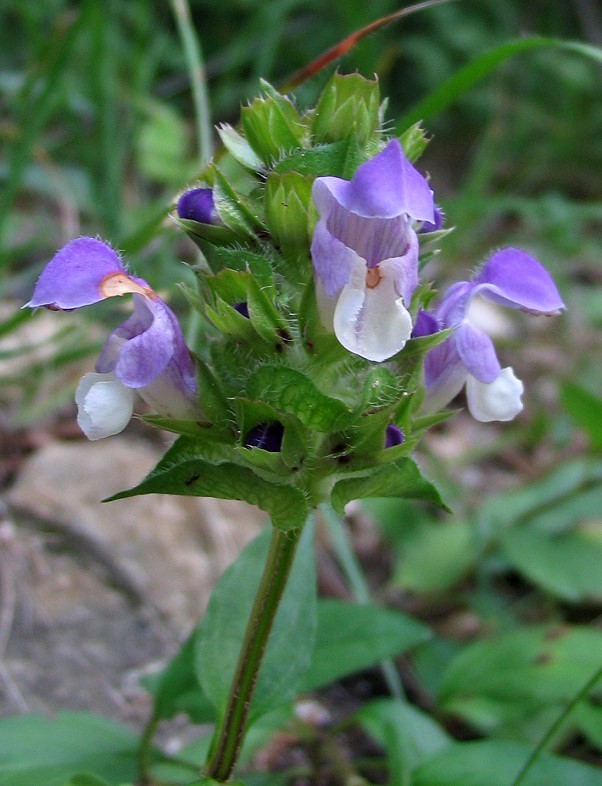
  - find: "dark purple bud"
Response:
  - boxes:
[177,187,218,224]
[244,421,284,452]
[233,301,250,319]
[411,309,439,339]
[420,206,443,233]
[385,424,404,448]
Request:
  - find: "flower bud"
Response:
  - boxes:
[244,422,285,452]
[312,73,380,145]
[241,89,305,164]
[265,172,312,261]
[177,187,220,224]
[385,424,404,448]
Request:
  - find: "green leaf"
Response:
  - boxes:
[397,37,602,133]
[413,739,602,786]
[136,100,192,184]
[575,701,602,750]
[217,123,263,170]
[273,136,364,178]
[108,436,308,531]
[398,122,429,162]
[356,698,452,782]
[438,626,602,732]
[560,382,602,450]
[62,776,112,786]
[211,165,263,238]
[205,297,260,342]
[184,780,245,786]
[196,522,316,723]
[245,274,289,343]
[199,247,275,290]
[478,457,602,533]
[0,712,137,786]
[500,525,602,602]
[392,520,477,593]
[300,599,430,692]
[194,355,233,425]
[331,458,449,515]
[246,366,352,432]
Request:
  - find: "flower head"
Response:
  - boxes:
[27,237,198,439]
[421,248,565,422]
[310,139,434,362]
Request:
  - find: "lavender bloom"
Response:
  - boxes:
[26,237,198,440]
[422,248,565,422]
[177,187,220,224]
[310,139,434,362]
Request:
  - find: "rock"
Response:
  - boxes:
[3,437,265,719]
[8,437,265,628]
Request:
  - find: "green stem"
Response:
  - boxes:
[511,664,602,786]
[204,525,304,782]
[321,504,405,701]
[138,713,159,785]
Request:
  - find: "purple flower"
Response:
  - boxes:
[422,248,565,422]
[26,237,198,439]
[177,187,220,224]
[310,139,434,362]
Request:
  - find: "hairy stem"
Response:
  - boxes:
[204,525,304,781]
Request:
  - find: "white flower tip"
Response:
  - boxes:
[75,372,135,440]
[466,367,524,422]
[333,263,413,362]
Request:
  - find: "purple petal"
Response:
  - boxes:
[420,206,443,233]
[97,295,174,387]
[385,424,404,448]
[423,335,462,389]
[381,230,419,305]
[311,218,357,297]
[313,140,434,222]
[412,310,439,338]
[25,237,131,309]
[422,340,468,413]
[473,248,565,314]
[455,322,501,384]
[97,294,196,396]
[435,281,473,329]
[177,187,217,224]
